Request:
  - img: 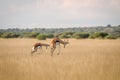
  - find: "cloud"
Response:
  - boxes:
[0,0,120,28]
[10,0,120,17]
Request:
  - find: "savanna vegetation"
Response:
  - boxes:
[0,25,120,40]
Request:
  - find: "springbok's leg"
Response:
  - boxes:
[51,48,53,56]
[57,47,60,55]
[31,50,35,55]
[59,42,65,48]
[37,46,43,54]
[41,47,43,54]
[51,48,55,56]
[31,47,37,55]
[57,44,60,55]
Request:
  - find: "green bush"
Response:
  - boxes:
[36,34,46,40]
[105,35,117,39]
[1,32,19,38]
[100,32,108,38]
[28,32,39,38]
[59,32,74,38]
[72,32,89,39]
[0,33,3,37]
[63,32,75,36]
[46,34,54,38]
[80,33,89,38]
[23,32,39,38]
[89,32,108,39]
[59,33,69,38]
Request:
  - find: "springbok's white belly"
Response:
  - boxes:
[37,46,41,49]
[56,42,60,45]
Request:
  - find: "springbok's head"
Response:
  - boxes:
[63,40,69,48]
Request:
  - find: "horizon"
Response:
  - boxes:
[0,24,119,30]
[0,24,118,29]
[0,0,120,29]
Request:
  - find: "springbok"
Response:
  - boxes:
[31,42,50,55]
[50,39,69,56]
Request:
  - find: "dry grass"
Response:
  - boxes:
[0,38,120,80]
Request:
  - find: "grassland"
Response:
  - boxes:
[0,38,120,80]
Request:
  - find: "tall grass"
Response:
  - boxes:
[0,38,120,80]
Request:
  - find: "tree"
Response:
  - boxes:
[107,24,111,27]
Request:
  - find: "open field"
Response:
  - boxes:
[0,38,120,80]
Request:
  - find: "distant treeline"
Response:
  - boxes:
[0,25,120,40]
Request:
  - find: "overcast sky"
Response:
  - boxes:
[0,0,120,29]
